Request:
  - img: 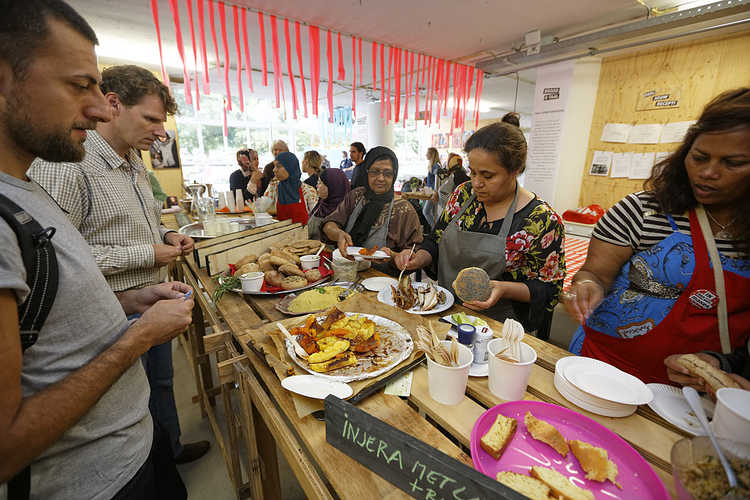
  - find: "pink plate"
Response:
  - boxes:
[470,401,669,500]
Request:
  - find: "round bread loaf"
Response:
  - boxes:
[281,276,308,290]
[264,270,284,287]
[236,262,259,276]
[452,267,491,302]
[304,269,322,282]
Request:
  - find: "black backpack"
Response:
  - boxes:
[0,193,59,500]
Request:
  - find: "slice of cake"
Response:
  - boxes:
[480,413,518,459]
[569,440,621,488]
[530,466,595,500]
[496,471,551,500]
[525,411,569,457]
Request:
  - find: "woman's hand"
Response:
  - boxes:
[246,178,258,195]
[562,279,605,324]
[337,231,354,260]
[393,248,431,271]
[317,180,328,200]
[664,353,719,392]
[463,280,504,311]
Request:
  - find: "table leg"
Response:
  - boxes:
[254,405,282,500]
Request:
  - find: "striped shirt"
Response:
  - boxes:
[593,191,741,258]
[30,131,173,291]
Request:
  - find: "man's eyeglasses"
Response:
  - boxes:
[368,169,394,179]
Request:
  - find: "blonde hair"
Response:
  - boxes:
[426,147,440,169]
[303,150,323,173]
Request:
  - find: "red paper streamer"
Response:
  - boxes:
[283,19,297,119]
[445,61,453,116]
[394,48,401,124]
[475,70,484,128]
[241,8,254,93]
[166,0,191,106]
[326,30,333,122]
[223,97,228,137]
[403,50,413,127]
[351,36,356,118]
[185,0,200,109]
[308,26,320,116]
[149,0,170,87]
[231,5,244,111]
[465,65,474,128]
[295,22,307,117]
[386,46,394,123]
[414,53,421,121]
[208,0,221,90]
[257,12,268,87]
[379,44,385,118]
[336,32,345,81]
[358,38,363,86]
[433,59,442,124]
[217,2,232,110]
[269,15,282,110]
[427,57,434,125]
[196,0,209,93]
[371,42,377,92]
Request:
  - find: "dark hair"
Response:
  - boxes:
[101,65,178,116]
[237,149,250,159]
[646,87,750,254]
[303,150,323,171]
[501,112,520,127]
[464,122,527,173]
[0,0,98,79]
[350,142,366,155]
[263,161,275,181]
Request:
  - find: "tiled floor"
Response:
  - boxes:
[172,339,306,499]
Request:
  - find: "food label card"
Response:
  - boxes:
[384,371,413,397]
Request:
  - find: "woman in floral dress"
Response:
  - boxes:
[394,122,565,332]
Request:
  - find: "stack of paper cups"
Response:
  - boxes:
[225,190,236,212]
[235,189,244,212]
[217,192,228,211]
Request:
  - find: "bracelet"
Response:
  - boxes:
[573,279,605,291]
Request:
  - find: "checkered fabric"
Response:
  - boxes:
[563,236,590,292]
[30,131,172,291]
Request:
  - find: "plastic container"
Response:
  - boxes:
[671,436,750,500]
[240,271,265,293]
[332,258,357,282]
[426,341,473,405]
[457,324,475,346]
[710,387,750,445]
[471,327,494,366]
[300,254,321,270]
[487,339,537,401]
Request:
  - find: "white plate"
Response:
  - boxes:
[346,246,389,260]
[646,383,715,436]
[361,276,397,292]
[377,282,454,315]
[554,372,637,417]
[563,356,654,406]
[555,358,636,411]
[469,363,489,377]
[281,375,353,400]
[284,313,414,383]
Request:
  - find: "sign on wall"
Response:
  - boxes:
[636,88,681,110]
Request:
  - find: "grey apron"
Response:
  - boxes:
[344,198,394,249]
[307,215,324,240]
[438,187,519,322]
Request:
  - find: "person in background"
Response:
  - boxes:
[302,150,324,188]
[271,139,289,157]
[230,148,259,202]
[563,88,750,385]
[321,154,331,170]
[308,167,350,240]
[322,146,423,273]
[436,154,470,216]
[422,147,441,229]
[0,2,193,497]
[339,150,352,170]
[30,64,209,465]
[394,123,565,331]
[263,152,318,224]
[249,140,288,199]
[501,111,521,127]
[349,141,368,189]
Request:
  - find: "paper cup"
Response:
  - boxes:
[487,339,537,401]
[240,272,265,293]
[710,388,750,444]
[300,254,321,270]
[426,341,473,406]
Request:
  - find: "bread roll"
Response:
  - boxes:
[270,248,296,265]
[304,269,322,282]
[452,267,491,302]
[264,270,284,287]
[236,262,259,276]
[279,264,306,277]
[676,354,742,392]
[281,276,307,290]
[235,253,258,268]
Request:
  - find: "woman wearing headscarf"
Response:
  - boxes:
[322,146,423,268]
[308,168,350,240]
[263,152,318,224]
[436,154,470,215]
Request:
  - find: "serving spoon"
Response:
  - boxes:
[682,387,739,498]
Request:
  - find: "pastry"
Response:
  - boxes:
[304,269,322,282]
[263,270,284,287]
[569,440,620,487]
[495,471,550,500]
[271,248,297,265]
[281,276,307,290]
[236,262,259,276]
[529,466,595,500]
[676,354,742,392]
[525,412,569,457]
[452,267,491,302]
[278,264,306,277]
[259,260,274,272]
[480,413,517,459]
[235,253,258,268]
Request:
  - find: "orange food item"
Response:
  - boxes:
[358,246,379,256]
[217,206,231,213]
[329,328,352,338]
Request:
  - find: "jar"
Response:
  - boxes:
[332,258,357,282]
[457,324,475,347]
[472,327,494,365]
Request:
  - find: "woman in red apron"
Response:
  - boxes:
[564,88,750,385]
[271,152,310,225]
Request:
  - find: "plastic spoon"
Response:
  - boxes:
[314,243,325,256]
[682,387,738,496]
[277,322,308,360]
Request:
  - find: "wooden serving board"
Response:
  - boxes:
[205,223,307,276]
[194,219,293,266]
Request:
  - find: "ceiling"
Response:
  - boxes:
[66,0,713,119]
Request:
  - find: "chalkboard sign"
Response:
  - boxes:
[324,396,525,500]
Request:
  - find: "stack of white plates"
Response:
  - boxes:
[554,356,654,417]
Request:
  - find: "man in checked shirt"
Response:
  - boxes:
[30,64,210,464]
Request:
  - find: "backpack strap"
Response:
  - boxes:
[0,193,59,351]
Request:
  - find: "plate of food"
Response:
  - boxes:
[275,282,364,315]
[471,400,669,500]
[282,307,414,383]
[346,246,389,260]
[377,275,453,315]
[646,383,715,436]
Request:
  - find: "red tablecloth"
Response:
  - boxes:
[563,236,590,292]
